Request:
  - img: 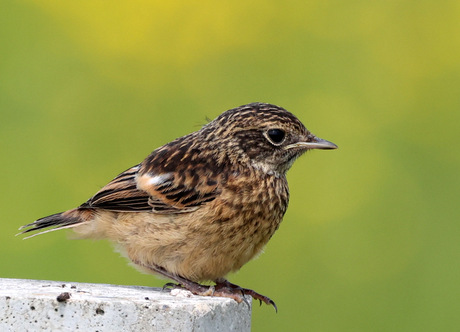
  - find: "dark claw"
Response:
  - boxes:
[242,296,251,310]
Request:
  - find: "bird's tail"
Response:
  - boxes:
[18,208,93,239]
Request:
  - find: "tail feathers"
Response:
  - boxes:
[18,209,88,239]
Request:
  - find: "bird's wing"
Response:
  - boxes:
[84,153,222,214]
[136,162,221,214]
[83,165,153,212]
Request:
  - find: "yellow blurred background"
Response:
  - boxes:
[2,1,459,331]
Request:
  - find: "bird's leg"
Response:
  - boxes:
[132,260,213,296]
[214,278,277,312]
[133,260,276,311]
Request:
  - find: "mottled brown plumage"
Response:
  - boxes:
[19,102,337,310]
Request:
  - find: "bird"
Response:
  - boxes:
[19,102,337,310]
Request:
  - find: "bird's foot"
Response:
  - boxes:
[162,279,276,311]
[214,279,277,312]
[163,280,251,308]
[137,261,276,311]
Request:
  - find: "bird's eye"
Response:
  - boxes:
[266,129,286,145]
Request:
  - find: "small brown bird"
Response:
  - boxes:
[19,102,337,310]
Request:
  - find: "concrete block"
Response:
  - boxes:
[0,278,251,332]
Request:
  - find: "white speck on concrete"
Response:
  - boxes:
[170,288,193,298]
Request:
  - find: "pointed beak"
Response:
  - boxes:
[284,136,338,150]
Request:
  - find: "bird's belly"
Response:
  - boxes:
[178,215,279,281]
[109,205,282,282]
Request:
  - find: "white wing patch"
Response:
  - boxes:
[136,172,174,193]
[147,173,174,186]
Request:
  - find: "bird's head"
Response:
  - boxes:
[202,103,337,175]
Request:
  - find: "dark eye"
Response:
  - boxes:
[266,129,285,145]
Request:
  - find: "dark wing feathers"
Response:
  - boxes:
[140,174,219,213]
[136,143,222,213]
[136,170,220,214]
[85,143,222,214]
[83,165,153,212]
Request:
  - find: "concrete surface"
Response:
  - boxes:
[0,278,251,332]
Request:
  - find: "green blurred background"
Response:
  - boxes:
[2,1,459,331]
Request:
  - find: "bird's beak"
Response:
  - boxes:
[284,136,338,150]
